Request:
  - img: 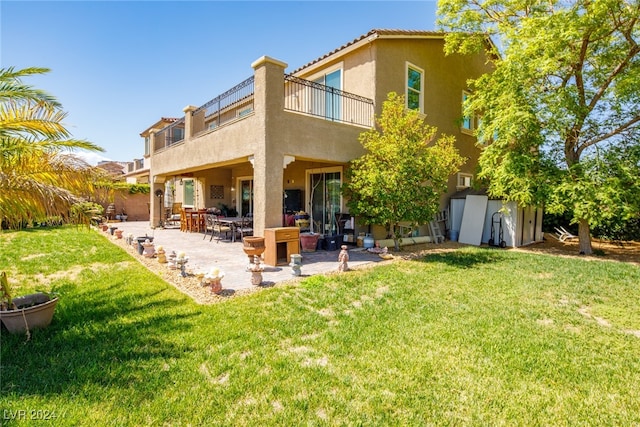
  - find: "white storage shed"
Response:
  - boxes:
[449,189,543,247]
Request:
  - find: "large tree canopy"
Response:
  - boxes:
[438,0,640,254]
[0,67,104,228]
[343,92,465,250]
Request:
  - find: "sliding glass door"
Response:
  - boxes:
[308,167,342,235]
[313,69,341,121]
[240,178,253,217]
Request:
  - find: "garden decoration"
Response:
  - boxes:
[167,251,178,269]
[156,246,167,263]
[242,236,265,264]
[203,267,224,294]
[338,245,349,272]
[290,254,302,276]
[176,252,189,277]
[248,255,264,286]
[142,239,155,258]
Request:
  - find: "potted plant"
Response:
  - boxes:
[0,272,58,335]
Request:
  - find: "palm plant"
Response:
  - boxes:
[0,67,104,228]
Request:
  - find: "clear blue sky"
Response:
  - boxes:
[1,1,438,164]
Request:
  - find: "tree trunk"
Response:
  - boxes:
[578,218,593,255]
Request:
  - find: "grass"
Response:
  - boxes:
[1,226,640,425]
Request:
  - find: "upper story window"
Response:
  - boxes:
[461,91,474,132]
[144,136,150,156]
[457,172,473,190]
[406,63,424,112]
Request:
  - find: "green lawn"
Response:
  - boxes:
[1,226,639,425]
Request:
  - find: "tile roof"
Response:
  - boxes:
[292,29,446,73]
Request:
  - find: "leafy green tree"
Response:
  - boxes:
[438,0,640,254]
[0,67,104,228]
[343,92,465,250]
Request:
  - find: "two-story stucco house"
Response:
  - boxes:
[141,29,507,243]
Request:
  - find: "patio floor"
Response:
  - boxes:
[102,221,386,293]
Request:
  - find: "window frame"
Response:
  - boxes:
[405,62,424,113]
[461,91,475,134]
[457,172,473,190]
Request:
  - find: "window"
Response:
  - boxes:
[406,63,424,112]
[476,117,498,145]
[237,107,253,118]
[457,173,473,190]
[461,91,474,132]
[144,136,150,156]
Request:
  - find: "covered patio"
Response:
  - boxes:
[101,221,386,296]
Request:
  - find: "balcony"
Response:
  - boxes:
[284,75,374,128]
[126,158,146,173]
[151,73,373,155]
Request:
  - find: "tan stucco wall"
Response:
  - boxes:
[144,34,492,236]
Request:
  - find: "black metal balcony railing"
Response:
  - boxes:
[194,76,255,135]
[152,75,374,153]
[155,117,185,151]
[284,75,374,128]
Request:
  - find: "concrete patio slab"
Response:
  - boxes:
[101,221,386,293]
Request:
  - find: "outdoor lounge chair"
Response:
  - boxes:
[554,226,577,242]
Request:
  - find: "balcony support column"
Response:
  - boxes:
[250,56,288,237]
[182,105,198,140]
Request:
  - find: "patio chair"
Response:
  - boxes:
[203,214,216,241]
[166,202,182,226]
[207,216,231,243]
[179,208,191,232]
[235,216,254,241]
[554,226,577,242]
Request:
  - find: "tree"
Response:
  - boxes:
[343,92,465,250]
[437,0,640,254]
[0,67,104,228]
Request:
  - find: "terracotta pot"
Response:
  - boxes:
[243,236,265,262]
[0,293,58,334]
[300,233,320,252]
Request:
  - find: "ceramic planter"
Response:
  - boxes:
[242,236,266,263]
[300,233,320,252]
[0,293,58,334]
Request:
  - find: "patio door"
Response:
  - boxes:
[183,179,195,207]
[313,69,341,121]
[239,178,253,216]
[307,167,342,235]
